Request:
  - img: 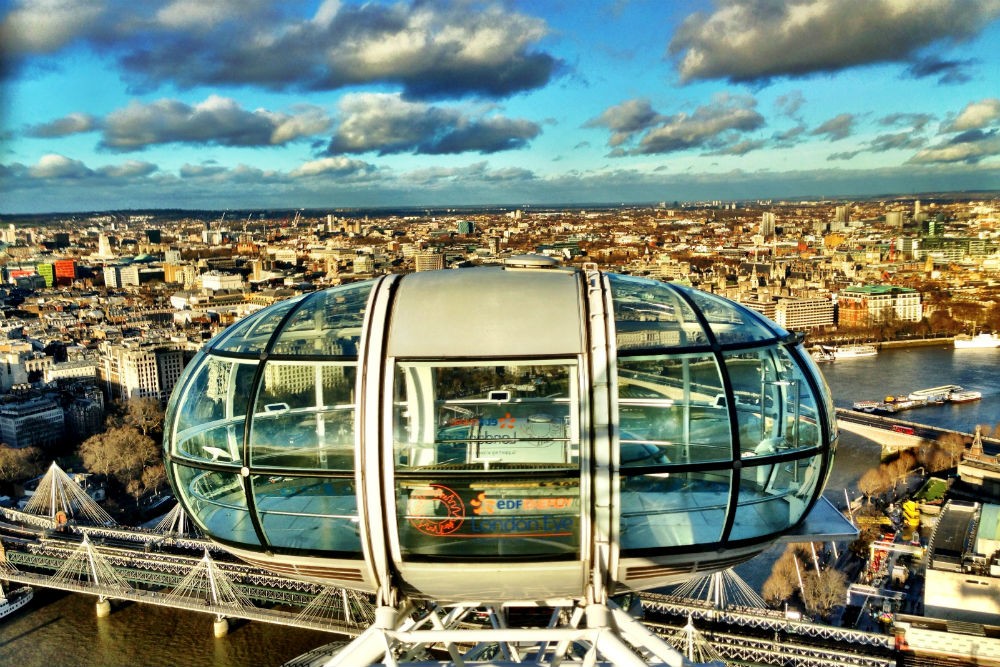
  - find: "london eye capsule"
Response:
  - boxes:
[163,258,845,604]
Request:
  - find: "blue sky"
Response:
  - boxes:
[2,0,999,214]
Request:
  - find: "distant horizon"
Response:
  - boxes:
[3,1,1000,214]
[2,188,999,221]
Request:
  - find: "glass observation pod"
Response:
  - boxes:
[164,257,851,603]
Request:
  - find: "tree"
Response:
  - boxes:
[126,397,165,437]
[126,463,166,507]
[801,568,847,619]
[105,398,165,438]
[0,445,42,485]
[762,546,803,607]
[858,467,890,504]
[849,504,884,558]
[936,433,967,467]
[79,425,161,488]
[917,441,954,473]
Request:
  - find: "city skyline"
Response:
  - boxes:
[2,0,1000,214]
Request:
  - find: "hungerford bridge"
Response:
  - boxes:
[0,461,990,667]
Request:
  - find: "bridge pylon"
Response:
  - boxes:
[152,502,201,538]
[293,586,376,627]
[164,549,255,612]
[21,462,115,527]
[664,568,767,611]
[50,533,133,595]
[665,615,731,665]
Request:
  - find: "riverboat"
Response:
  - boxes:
[823,344,878,360]
[0,585,32,620]
[954,332,1000,349]
[853,400,880,412]
[947,389,982,403]
[908,385,960,403]
[810,347,835,363]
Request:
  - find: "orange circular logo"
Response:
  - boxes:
[409,484,465,536]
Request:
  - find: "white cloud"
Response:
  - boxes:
[946,98,1000,132]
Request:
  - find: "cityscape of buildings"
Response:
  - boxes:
[0,195,997,452]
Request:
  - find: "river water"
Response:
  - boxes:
[1,344,997,666]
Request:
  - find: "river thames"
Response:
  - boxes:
[1,343,997,667]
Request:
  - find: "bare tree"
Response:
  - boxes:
[762,546,803,607]
[80,425,161,488]
[936,433,967,467]
[801,568,847,619]
[917,442,954,473]
[858,467,890,504]
[105,398,165,438]
[0,445,42,484]
[126,397,165,437]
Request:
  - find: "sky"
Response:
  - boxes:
[1,0,1000,214]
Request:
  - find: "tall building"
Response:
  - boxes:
[36,263,54,287]
[457,220,476,235]
[200,271,244,292]
[837,285,922,327]
[103,265,122,288]
[0,397,65,449]
[414,251,444,272]
[886,211,904,227]
[774,298,835,331]
[834,205,849,223]
[54,259,76,285]
[353,255,374,274]
[0,342,32,392]
[99,340,186,404]
[97,233,114,258]
[760,212,776,239]
[64,386,105,442]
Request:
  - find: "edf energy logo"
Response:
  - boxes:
[470,492,496,515]
[450,413,517,428]
[471,492,574,515]
[469,491,575,538]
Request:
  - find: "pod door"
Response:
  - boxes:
[386,358,587,598]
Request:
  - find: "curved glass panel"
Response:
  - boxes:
[608,273,708,351]
[724,346,822,458]
[175,423,244,463]
[175,357,229,433]
[253,475,362,553]
[730,453,823,540]
[620,470,729,549]
[392,359,581,560]
[678,286,779,346]
[618,354,730,465]
[393,361,578,472]
[250,362,356,470]
[173,357,258,464]
[173,466,259,545]
[212,297,303,354]
[270,282,372,357]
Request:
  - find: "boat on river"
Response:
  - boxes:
[954,332,1000,349]
[947,389,982,403]
[0,584,32,620]
[824,344,878,360]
